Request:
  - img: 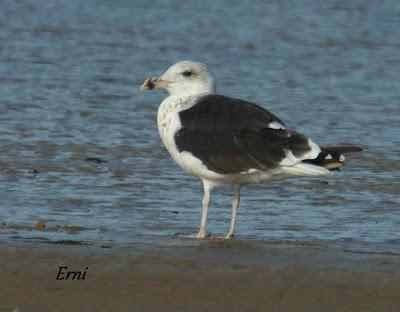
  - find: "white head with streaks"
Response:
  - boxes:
[141,61,215,96]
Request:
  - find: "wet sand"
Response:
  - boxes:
[0,240,399,312]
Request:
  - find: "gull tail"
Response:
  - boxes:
[304,145,363,171]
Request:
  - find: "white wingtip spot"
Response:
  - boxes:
[325,154,333,160]
[339,154,345,161]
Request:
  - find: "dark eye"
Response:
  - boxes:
[182,70,193,77]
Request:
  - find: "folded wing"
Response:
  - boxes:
[175,94,328,175]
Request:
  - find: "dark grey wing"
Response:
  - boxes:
[174,94,314,174]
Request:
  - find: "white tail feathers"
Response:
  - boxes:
[281,163,330,177]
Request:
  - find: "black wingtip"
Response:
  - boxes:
[321,146,363,154]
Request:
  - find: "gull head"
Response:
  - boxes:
[141,61,215,96]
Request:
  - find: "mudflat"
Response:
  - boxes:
[0,240,399,312]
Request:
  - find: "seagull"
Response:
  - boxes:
[141,61,361,239]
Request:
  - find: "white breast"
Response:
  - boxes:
[157,95,224,182]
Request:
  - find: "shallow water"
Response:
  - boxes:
[0,0,399,251]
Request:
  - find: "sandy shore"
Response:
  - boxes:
[0,239,399,312]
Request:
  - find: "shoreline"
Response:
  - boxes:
[0,239,399,311]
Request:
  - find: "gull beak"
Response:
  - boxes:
[141,76,159,91]
[141,76,169,91]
